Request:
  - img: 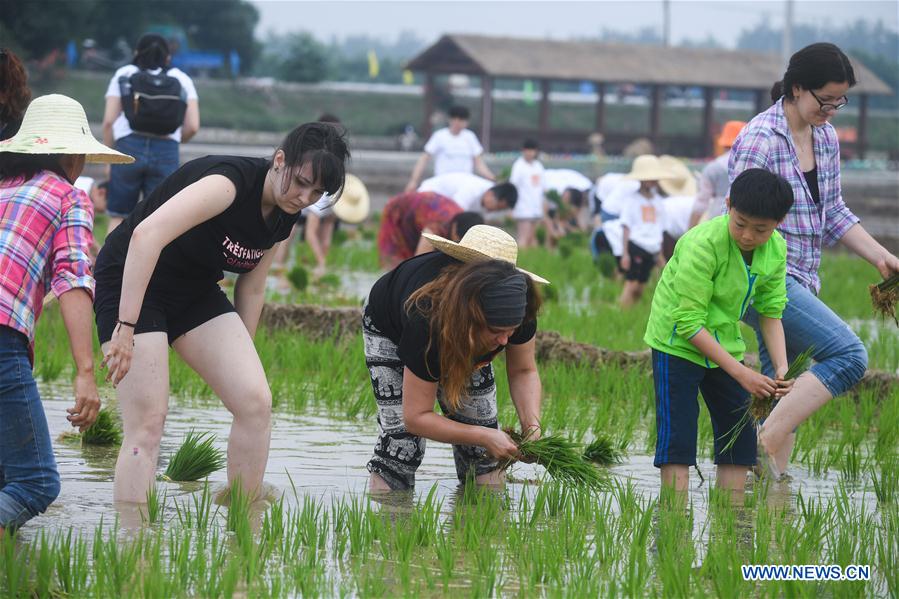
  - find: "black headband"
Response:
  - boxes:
[481,273,528,328]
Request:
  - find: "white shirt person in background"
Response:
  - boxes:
[405,105,494,192]
[418,172,517,216]
[509,138,545,248]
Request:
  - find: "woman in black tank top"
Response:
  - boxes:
[97,122,349,504]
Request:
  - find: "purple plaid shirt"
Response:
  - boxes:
[728,98,859,293]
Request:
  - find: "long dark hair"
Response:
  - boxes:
[132,33,170,70]
[274,121,350,197]
[0,154,69,183]
[406,259,541,411]
[0,48,32,139]
[771,42,856,103]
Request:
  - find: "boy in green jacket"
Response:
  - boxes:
[644,168,795,499]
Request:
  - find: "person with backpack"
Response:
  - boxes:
[102,33,200,233]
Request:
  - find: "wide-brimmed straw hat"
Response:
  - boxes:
[0,94,133,164]
[717,120,746,149]
[658,155,698,197]
[624,155,672,182]
[422,225,550,284]
[332,173,370,224]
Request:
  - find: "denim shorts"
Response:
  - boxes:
[0,327,61,529]
[652,349,756,467]
[107,133,179,218]
[743,275,868,397]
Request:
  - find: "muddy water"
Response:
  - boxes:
[24,382,877,552]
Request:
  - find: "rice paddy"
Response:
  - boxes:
[3,230,897,597]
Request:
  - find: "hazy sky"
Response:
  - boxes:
[249,0,898,48]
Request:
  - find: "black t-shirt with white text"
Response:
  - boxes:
[365,251,537,382]
[99,155,294,284]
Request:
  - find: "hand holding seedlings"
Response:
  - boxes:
[869,273,899,325]
[736,364,777,398]
[482,428,522,461]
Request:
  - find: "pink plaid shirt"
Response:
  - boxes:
[729,98,859,293]
[0,171,95,361]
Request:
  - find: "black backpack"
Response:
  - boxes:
[118,68,187,136]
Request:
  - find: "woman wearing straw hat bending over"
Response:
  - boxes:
[0,95,133,534]
[95,122,349,503]
[363,225,548,490]
[730,43,899,478]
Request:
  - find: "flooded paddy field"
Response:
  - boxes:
[2,237,897,597]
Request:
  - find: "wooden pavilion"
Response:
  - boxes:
[406,34,892,157]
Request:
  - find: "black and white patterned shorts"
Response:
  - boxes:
[362,310,499,490]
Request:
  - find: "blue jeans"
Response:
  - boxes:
[107,134,179,218]
[743,275,867,397]
[0,327,60,529]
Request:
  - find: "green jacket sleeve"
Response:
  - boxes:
[670,235,716,339]
[750,239,788,319]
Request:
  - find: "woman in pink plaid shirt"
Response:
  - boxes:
[730,43,899,478]
[0,94,133,535]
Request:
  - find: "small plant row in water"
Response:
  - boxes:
[2,477,894,597]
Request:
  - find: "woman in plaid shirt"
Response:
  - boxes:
[730,43,899,478]
[0,95,133,534]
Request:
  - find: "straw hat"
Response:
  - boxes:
[658,155,698,197]
[332,173,370,224]
[624,155,671,182]
[0,94,133,164]
[422,225,550,284]
[717,120,746,149]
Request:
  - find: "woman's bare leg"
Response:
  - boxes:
[172,313,272,499]
[110,332,171,503]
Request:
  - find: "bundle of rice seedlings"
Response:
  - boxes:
[583,434,625,465]
[81,408,122,446]
[719,345,815,454]
[505,429,608,491]
[869,274,899,325]
[287,265,309,291]
[162,430,226,482]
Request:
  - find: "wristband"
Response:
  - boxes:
[117,319,137,329]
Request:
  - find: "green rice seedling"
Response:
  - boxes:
[163,430,226,482]
[142,485,167,525]
[80,407,122,445]
[719,345,815,453]
[226,479,252,535]
[506,429,608,490]
[839,442,864,481]
[37,532,60,598]
[871,453,899,504]
[877,507,898,597]
[583,433,625,465]
[318,272,342,288]
[54,529,89,596]
[869,272,898,324]
[287,265,309,291]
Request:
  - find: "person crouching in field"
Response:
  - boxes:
[377,187,484,269]
[643,169,796,502]
[95,122,348,503]
[0,95,133,535]
[363,225,548,491]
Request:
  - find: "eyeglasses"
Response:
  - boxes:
[808,89,849,113]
